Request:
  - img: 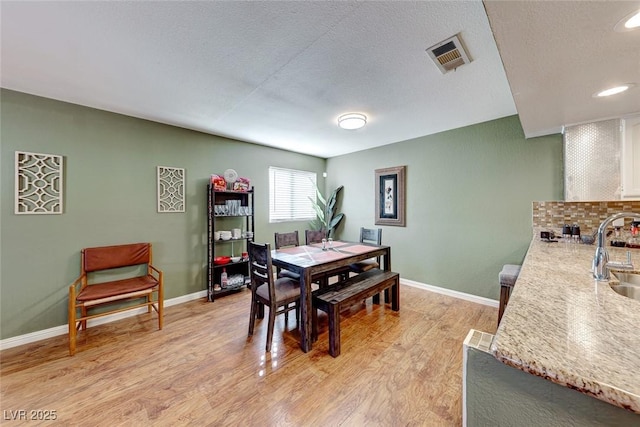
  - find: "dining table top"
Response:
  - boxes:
[271,240,388,268]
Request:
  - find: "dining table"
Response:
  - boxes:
[271,240,391,352]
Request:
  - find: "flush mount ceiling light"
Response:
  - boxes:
[338,113,367,130]
[614,9,640,32]
[593,84,636,98]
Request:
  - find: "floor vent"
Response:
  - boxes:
[426,34,471,74]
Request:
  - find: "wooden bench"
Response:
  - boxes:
[312,268,400,357]
[68,242,163,356]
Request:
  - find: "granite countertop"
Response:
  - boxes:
[490,235,640,414]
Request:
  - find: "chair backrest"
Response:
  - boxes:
[248,241,276,303]
[274,231,299,249]
[83,242,151,273]
[305,229,327,245]
[360,227,382,245]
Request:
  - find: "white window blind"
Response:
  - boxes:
[269,167,317,223]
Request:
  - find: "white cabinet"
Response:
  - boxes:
[621,115,640,198]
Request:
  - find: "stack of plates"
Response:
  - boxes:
[219,231,232,240]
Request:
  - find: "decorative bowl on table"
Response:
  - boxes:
[214,256,231,265]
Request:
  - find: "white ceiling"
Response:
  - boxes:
[1,1,638,158]
[484,0,640,138]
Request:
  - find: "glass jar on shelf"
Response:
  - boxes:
[626,221,640,249]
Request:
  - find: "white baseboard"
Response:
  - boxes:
[1,281,497,351]
[0,290,208,351]
[400,278,499,308]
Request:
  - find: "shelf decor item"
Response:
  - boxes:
[157,166,185,213]
[15,151,64,214]
[375,165,406,227]
[223,168,238,190]
[233,176,251,192]
[210,174,226,191]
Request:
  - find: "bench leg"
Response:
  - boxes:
[158,295,164,330]
[80,307,87,331]
[372,293,380,304]
[311,306,318,342]
[391,280,400,311]
[328,304,341,357]
[498,284,511,325]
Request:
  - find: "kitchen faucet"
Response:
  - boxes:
[593,212,640,280]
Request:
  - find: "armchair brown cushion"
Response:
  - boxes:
[76,276,159,302]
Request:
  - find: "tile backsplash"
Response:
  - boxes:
[533,201,640,233]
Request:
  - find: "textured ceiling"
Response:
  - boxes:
[484,0,640,138]
[1,1,638,158]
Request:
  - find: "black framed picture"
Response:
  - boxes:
[375,166,406,227]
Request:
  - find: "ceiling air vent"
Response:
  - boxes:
[426,34,471,74]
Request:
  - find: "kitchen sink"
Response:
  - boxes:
[611,271,640,286]
[610,272,640,301]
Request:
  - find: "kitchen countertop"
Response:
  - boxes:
[490,235,640,414]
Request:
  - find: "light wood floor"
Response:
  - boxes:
[1,284,497,426]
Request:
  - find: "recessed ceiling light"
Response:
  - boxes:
[614,9,640,32]
[593,84,635,98]
[338,113,367,130]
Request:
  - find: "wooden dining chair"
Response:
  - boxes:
[305,229,351,284]
[305,229,327,245]
[275,230,299,249]
[350,227,383,273]
[274,231,300,279]
[248,242,301,352]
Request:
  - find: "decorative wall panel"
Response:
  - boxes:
[157,166,185,213]
[564,119,621,201]
[15,151,64,214]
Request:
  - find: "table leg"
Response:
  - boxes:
[299,269,313,352]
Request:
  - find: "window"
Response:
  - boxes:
[269,167,317,223]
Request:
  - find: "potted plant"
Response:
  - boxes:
[309,184,345,238]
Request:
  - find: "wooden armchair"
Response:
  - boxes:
[68,242,163,355]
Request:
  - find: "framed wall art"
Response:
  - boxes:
[375,165,406,227]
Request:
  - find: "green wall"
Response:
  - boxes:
[0,89,325,339]
[326,115,563,299]
[1,89,563,341]
[465,347,638,425]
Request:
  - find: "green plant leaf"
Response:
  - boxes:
[329,213,344,229]
[313,207,325,225]
[308,181,344,236]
